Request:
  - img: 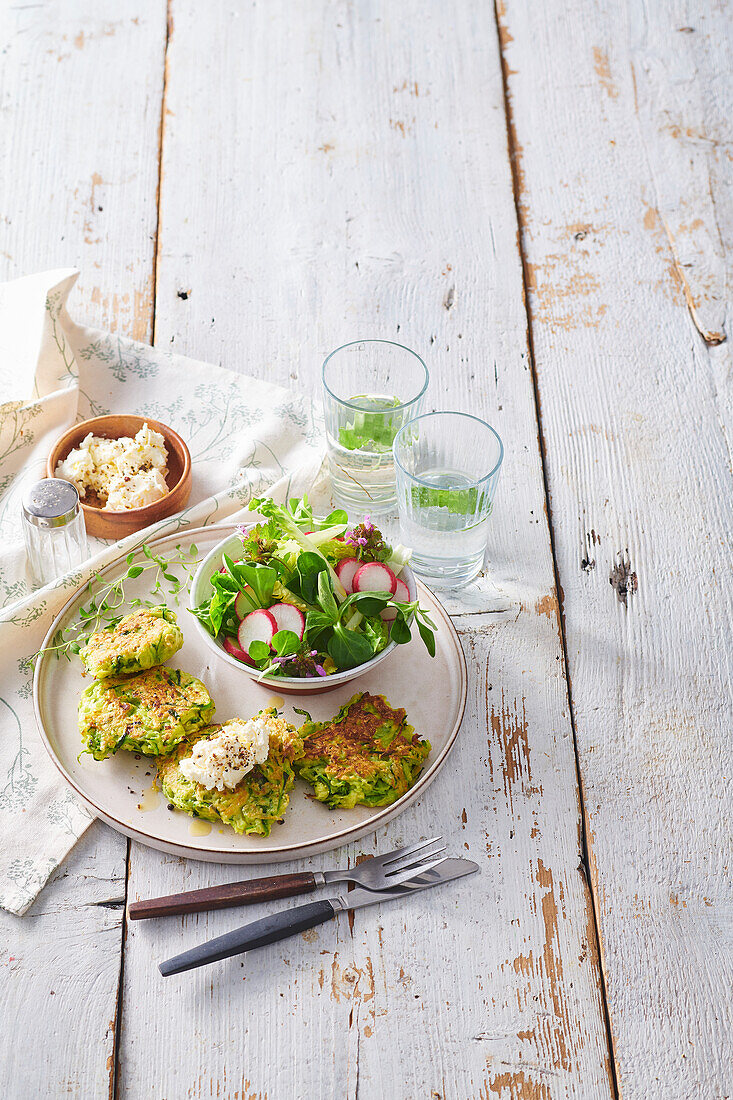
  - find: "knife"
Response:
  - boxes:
[159,857,478,976]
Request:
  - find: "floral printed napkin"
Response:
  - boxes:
[0,269,326,915]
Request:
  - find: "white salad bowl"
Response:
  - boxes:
[189,530,418,695]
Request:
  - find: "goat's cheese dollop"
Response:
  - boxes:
[179,716,271,791]
[55,424,169,511]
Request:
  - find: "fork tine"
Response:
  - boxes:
[383,840,444,875]
[377,836,443,869]
[384,843,447,877]
[384,856,450,888]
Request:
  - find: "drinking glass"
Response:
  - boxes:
[322,340,429,514]
[394,412,503,589]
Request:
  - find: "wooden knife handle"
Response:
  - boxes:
[128,872,318,920]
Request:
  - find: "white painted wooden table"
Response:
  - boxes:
[1,2,731,1097]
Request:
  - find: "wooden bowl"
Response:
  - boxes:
[47,415,191,540]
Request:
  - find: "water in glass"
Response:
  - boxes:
[394,413,503,589]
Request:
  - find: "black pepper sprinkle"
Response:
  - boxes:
[167,803,175,811]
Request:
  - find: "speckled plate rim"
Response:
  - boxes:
[33,524,467,863]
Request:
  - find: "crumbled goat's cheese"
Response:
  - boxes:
[55,424,169,511]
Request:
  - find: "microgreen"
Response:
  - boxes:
[34,542,200,665]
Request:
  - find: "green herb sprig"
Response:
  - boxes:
[34,542,200,665]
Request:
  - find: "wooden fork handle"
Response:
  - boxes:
[128,872,318,920]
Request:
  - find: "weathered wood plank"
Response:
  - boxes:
[496,0,733,1096]
[0,0,165,342]
[119,2,614,1097]
[630,0,730,347]
[0,2,165,1096]
[0,824,125,1099]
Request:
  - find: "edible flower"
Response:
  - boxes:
[269,644,330,678]
[344,520,389,561]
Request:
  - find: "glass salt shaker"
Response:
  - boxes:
[22,478,89,587]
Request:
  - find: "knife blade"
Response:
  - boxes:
[159,857,479,976]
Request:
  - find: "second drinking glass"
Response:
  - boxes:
[322,340,429,514]
[393,412,503,589]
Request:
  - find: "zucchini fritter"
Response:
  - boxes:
[157,712,304,836]
[79,606,183,679]
[295,692,430,809]
[78,666,214,760]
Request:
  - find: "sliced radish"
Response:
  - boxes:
[335,557,361,594]
[380,580,411,623]
[268,602,306,640]
[237,609,278,654]
[234,588,258,619]
[222,635,254,665]
[353,561,398,596]
[394,578,411,603]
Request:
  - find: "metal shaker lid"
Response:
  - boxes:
[22,478,80,528]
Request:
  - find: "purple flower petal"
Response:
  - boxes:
[315,664,327,677]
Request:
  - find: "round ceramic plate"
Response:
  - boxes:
[34,525,467,863]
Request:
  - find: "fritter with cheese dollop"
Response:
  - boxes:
[157,710,304,836]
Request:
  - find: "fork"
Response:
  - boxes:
[128,836,446,920]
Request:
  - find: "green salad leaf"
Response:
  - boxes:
[317,570,339,621]
[327,623,374,669]
[305,608,338,639]
[272,629,300,657]
[294,551,327,605]
[417,617,437,658]
[249,496,348,600]
[248,639,271,663]
[222,556,277,607]
[389,613,411,645]
[363,615,390,654]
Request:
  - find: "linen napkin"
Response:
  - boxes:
[0,269,326,915]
